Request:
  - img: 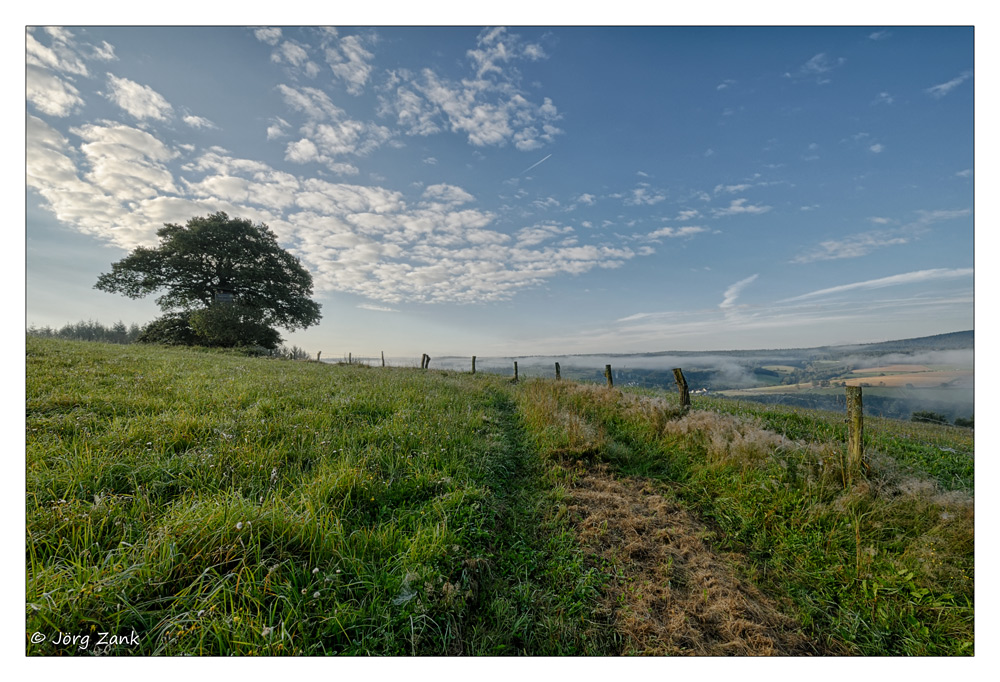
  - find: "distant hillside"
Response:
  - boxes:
[822,330,973,356]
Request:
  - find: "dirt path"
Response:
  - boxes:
[565,463,836,655]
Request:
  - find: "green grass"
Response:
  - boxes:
[26,338,973,656]
[26,338,611,655]
[514,381,974,655]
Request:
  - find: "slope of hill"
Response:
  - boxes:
[26,338,974,656]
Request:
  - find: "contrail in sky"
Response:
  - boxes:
[519,153,552,175]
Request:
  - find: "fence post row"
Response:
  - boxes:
[673,368,690,411]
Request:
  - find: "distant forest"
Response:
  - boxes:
[27,320,143,345]
[26,320,311,360]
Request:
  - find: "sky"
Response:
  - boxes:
[24,22,976,358]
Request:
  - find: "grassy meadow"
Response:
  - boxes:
[25,337,974,655]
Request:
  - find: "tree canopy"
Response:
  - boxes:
[96,212,321,347]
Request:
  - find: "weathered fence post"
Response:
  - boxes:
[846,386,865,480]
[421,354,431,369]
[605,364,614,388]
[348,352,352,365]
[381,351,385,367]
[471,356,477,374]
[555,362,561,380]
[672,368,690,411]
[513,361,519,382]
[317,351,322,363]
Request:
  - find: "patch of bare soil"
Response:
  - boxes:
[566,463,835,656]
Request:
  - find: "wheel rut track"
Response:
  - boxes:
[565,462,842,655]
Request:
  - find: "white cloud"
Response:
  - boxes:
[324,33,375,95]
[254,27,282,46]
[271,40,320,77]
[793,53,845,81]
[869,30,892,41]
[926,71,972,99]
[624,186,665,206]
[422,184,475,205]
[467,26,547,79]
[26,64,84,117]
[266,118,291,140]
[792,209,970,263]
[26,29,89,76]
[105,74,174,121]
[781,269,973,302]
[646,226,707,240]
[714,183,751,194]
[720,274,758,311]
[869,143,884,153]
[183,114,217,129]
[516,223,573,247]
[712,198,771,216]
[377,30,561,150]
[793,230,908,263]
[277,84,344,120]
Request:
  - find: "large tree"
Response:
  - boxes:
[96,212,321,347]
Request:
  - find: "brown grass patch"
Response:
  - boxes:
[565,464,836,655]
[842,371,972,388]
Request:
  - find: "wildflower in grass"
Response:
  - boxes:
[262,627,272,637]
[236,522,244,530]
[313,591,320,599]
[301,589,307,595]
[312,568,319,574]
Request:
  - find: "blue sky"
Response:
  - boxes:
[24,24,975,357]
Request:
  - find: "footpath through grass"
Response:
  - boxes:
[515,381,974,655]
[26,338,611,655]
[25,338,973,655]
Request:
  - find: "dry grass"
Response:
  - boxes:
[564,464,833,655]
[841,371,971,388]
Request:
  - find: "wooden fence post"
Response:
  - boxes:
[421,354,431,369]
[513,361,519,383]
[672,368,690,411]
[381,351,385,367]
[472,356,477,374]
[605,364,614,388]
[555,362,561,380]
[317,351,322,363]
[348,352,352,365]
[846,386,865,481]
